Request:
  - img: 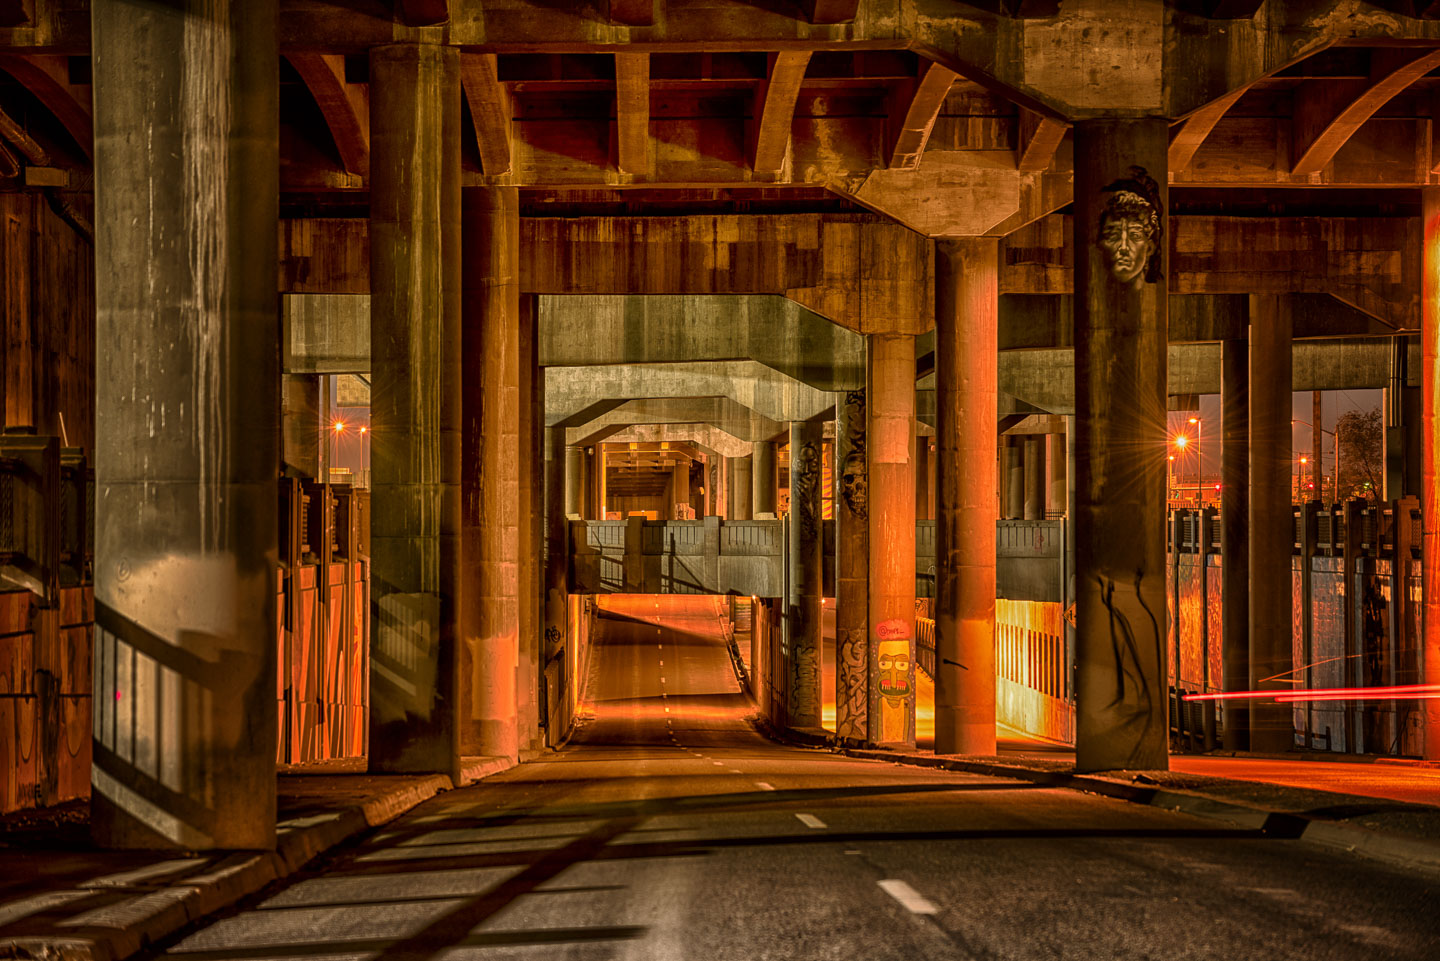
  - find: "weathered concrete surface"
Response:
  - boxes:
[283,375,320,478]
[460,187,521,764]
[1023,435,1045,520]
[754,441,778,516]
[1071,119,1169,773]
[1249,294,1296,754]
[1425,189,1440,762]
[786,421,824,729]
[91,0,279,850]
[1221,336,1251,751]
[835,388,869,742]
[578,423,756,459]
[538,294,864,390]
[867,335,916,748]
[367,42,461,779]
[934,239,997,757]
[564,397,789,448]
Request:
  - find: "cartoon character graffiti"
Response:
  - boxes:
[873,617,913,743]
[1097,165,1163,288]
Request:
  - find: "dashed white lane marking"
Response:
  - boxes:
[844,850,861,855]
[878,879,939,915]
[658,660,663,666]
[755,782,775,791]
[795,813,826,830]
[657,644,663,649]
[664,706,670,713]
[660,676,666,684]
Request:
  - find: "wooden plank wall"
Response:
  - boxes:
[0,192,94,450]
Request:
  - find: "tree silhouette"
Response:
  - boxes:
[1335,408,1384,502]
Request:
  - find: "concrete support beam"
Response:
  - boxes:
[1004,436,1024,520]
[914,439,931,522]
[753,441,778,516]
[1221,336,1251,750]
[1048,432,1066,516]
[867,335,917,748]
[1249,294,1295,753]
[729,456,754,520]
[461,187,522,763]
[565,446,586,518]
[91,0,279,850]
[786,421,824,728]
[934,239,998,756]
[1424,189,1440,762]
[519,294,543,754]
[369,43,462,778]
[835,389,869,742]
[751,52,810,180]
[544,427,568,747]
[1072,120,1169,773]
[283,374,320,478]
[1024,435,1046,520]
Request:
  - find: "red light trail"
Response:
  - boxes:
[1183,685,1440,703]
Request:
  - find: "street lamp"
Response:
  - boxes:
[331,420,345,482]
[1188,416,1202,508]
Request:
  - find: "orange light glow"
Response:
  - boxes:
[1174,435,1188,450]
[333,421,345,433]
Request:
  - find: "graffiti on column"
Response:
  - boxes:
[840,391,868,521]
[1097,166,1163,289]
[1095,572,1164,766]
[873,618,914,744]
[796,439,822,542]
[836,389,869,741]
[789,438,823,722]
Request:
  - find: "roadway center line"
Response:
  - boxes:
[877,879,939,916]
[795,813,826,829]
[712,761,725,766]
[754,782,775,791]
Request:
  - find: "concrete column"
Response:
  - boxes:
[518,295,542,754]
[544,426,568,746]
[368,43,462,778]
[753,440,777,516]
[732,455,754,520]
[1249,294,1295,753]
[671,459,689,519]
[1004,437,1024,520]
[91,0,279,850]
[835,390,869,742]
[1424,189,1440,761]
[564,446,585,518]
[867,335,917,748]
[283,375,320,478]
[934,239,997,756]
[460,186,521,763]
[914,440,931,521]
[1221,336,1251,750]
[1048,432,1066,516]
[786,421,824,728]
[1024,435,1046,520]
[1072,119,1169,772]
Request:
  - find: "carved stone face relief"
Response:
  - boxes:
[840,449,867,519]
[1097,165,1163,288]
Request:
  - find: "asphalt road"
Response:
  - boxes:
[154,595,1440,960]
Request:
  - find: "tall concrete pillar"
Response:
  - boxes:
[731,455,754,520]
[671,458,689,519]
[1004,437,1024,520]
[565,446,585,518]
[868,335,917,748]
[518,295,542,754]
[1221,336,1251,750]
[1072,120,1169,772]
[835,390,869,741]
[544,427,569,746]
[786,421,824,728]
[1024,435,1046,520]
[91,0,279,850]
[368,43,462,777]
[1049,432,1066,516]
[461,186,521,763]
[1249,294,1295,753]
[915,440,931,521]
[1423,189,1440,761]
[934,239,997,756]
[283,375,320,478]
[753,440,777,516]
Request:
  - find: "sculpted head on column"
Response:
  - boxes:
[1097,166,1163,288]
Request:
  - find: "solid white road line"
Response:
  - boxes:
[877,879,939,915]
[754,782,775,791]
[795,813,826,830]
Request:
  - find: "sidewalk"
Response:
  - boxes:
[0,758,512,961]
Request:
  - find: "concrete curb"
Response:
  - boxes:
[815,742,1440,875]
[0,766,512,961]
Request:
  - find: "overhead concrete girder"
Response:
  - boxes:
[538,294,864,391]
[565,397,793,446]
[577,423,757,459]
[545,361,836,428]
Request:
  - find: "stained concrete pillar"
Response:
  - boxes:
[786,420,824,728]
[544,426,568,747]
[1221,336,1251,750]
[368,43,462,778]
[565,446,585,518]
[671,459,689,519]
[91,0,279,850]
[1004,437,1024,520]
[753,441,777,516]
[867,335,917,748]
[1249,294,1295,753]
[1072,120,1169,772]
[460,186,521,763]
[283,375,320,478]
[1423,188,1440,761]
[730,455,754,520]
[1049,432,1066,517]
[835,389,869,742]
[934,239,998,756]
[518,295,543,754]
[1024,435,1046,520]
[915,439,931,521]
